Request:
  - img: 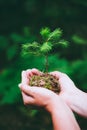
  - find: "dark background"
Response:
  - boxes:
[0,0,87,129]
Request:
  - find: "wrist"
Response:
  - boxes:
[45,94,60,113]
[46,94,68,114]
[46,95,80,130]
[61,87,87,117]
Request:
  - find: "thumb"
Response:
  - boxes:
[18,83,34,97]
[50,71,63,79]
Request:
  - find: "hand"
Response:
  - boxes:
[50,71,78,100]
[19,69,58,112]
[19,69,80,130]
[51,71,87,117]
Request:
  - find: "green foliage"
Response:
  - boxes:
[0,36,8,50]
[22,27,68,55]
[47,28,62,42]
[0,68,20,104]
[22,27,68,72]
[40,42,52,54]
[0,29,36,105]
[71,60,87,91]
[22,41,40,55]
[7,45,18,60]
[40,27,51,40]
[72,35,87,44]
[0,0,87,129]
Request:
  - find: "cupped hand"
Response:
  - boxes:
[50,71,79,106]
[50,71,87,117]
[50,71,77,93]
[21,68,42,85]
[19,69,58,111]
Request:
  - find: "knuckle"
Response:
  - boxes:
[22,70,25,74]
[32,68,38,71]
[62,73,67,77]
[26,69,31,72]
[54,71,58,73]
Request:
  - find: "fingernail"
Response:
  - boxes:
[18,83,21,88]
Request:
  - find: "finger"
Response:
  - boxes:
[19,83,34,97]
[21,91,35,105]
[26,69,33,79]
[50,71,63,79]
[21,71,29,85]
[26,69,41,81]
[31,68,42,75]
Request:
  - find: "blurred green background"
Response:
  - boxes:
[0,0,87,129]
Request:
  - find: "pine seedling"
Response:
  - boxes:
[22,27,68,93]
[22,27,68,72]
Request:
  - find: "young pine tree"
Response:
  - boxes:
[22,27,68,93]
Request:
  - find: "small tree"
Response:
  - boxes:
[22,27,68,93]
[22,27,68,72]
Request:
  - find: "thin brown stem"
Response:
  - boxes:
[45,54,49,73]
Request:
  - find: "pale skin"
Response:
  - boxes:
[50,71,87,118]
[19,69,80,130]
